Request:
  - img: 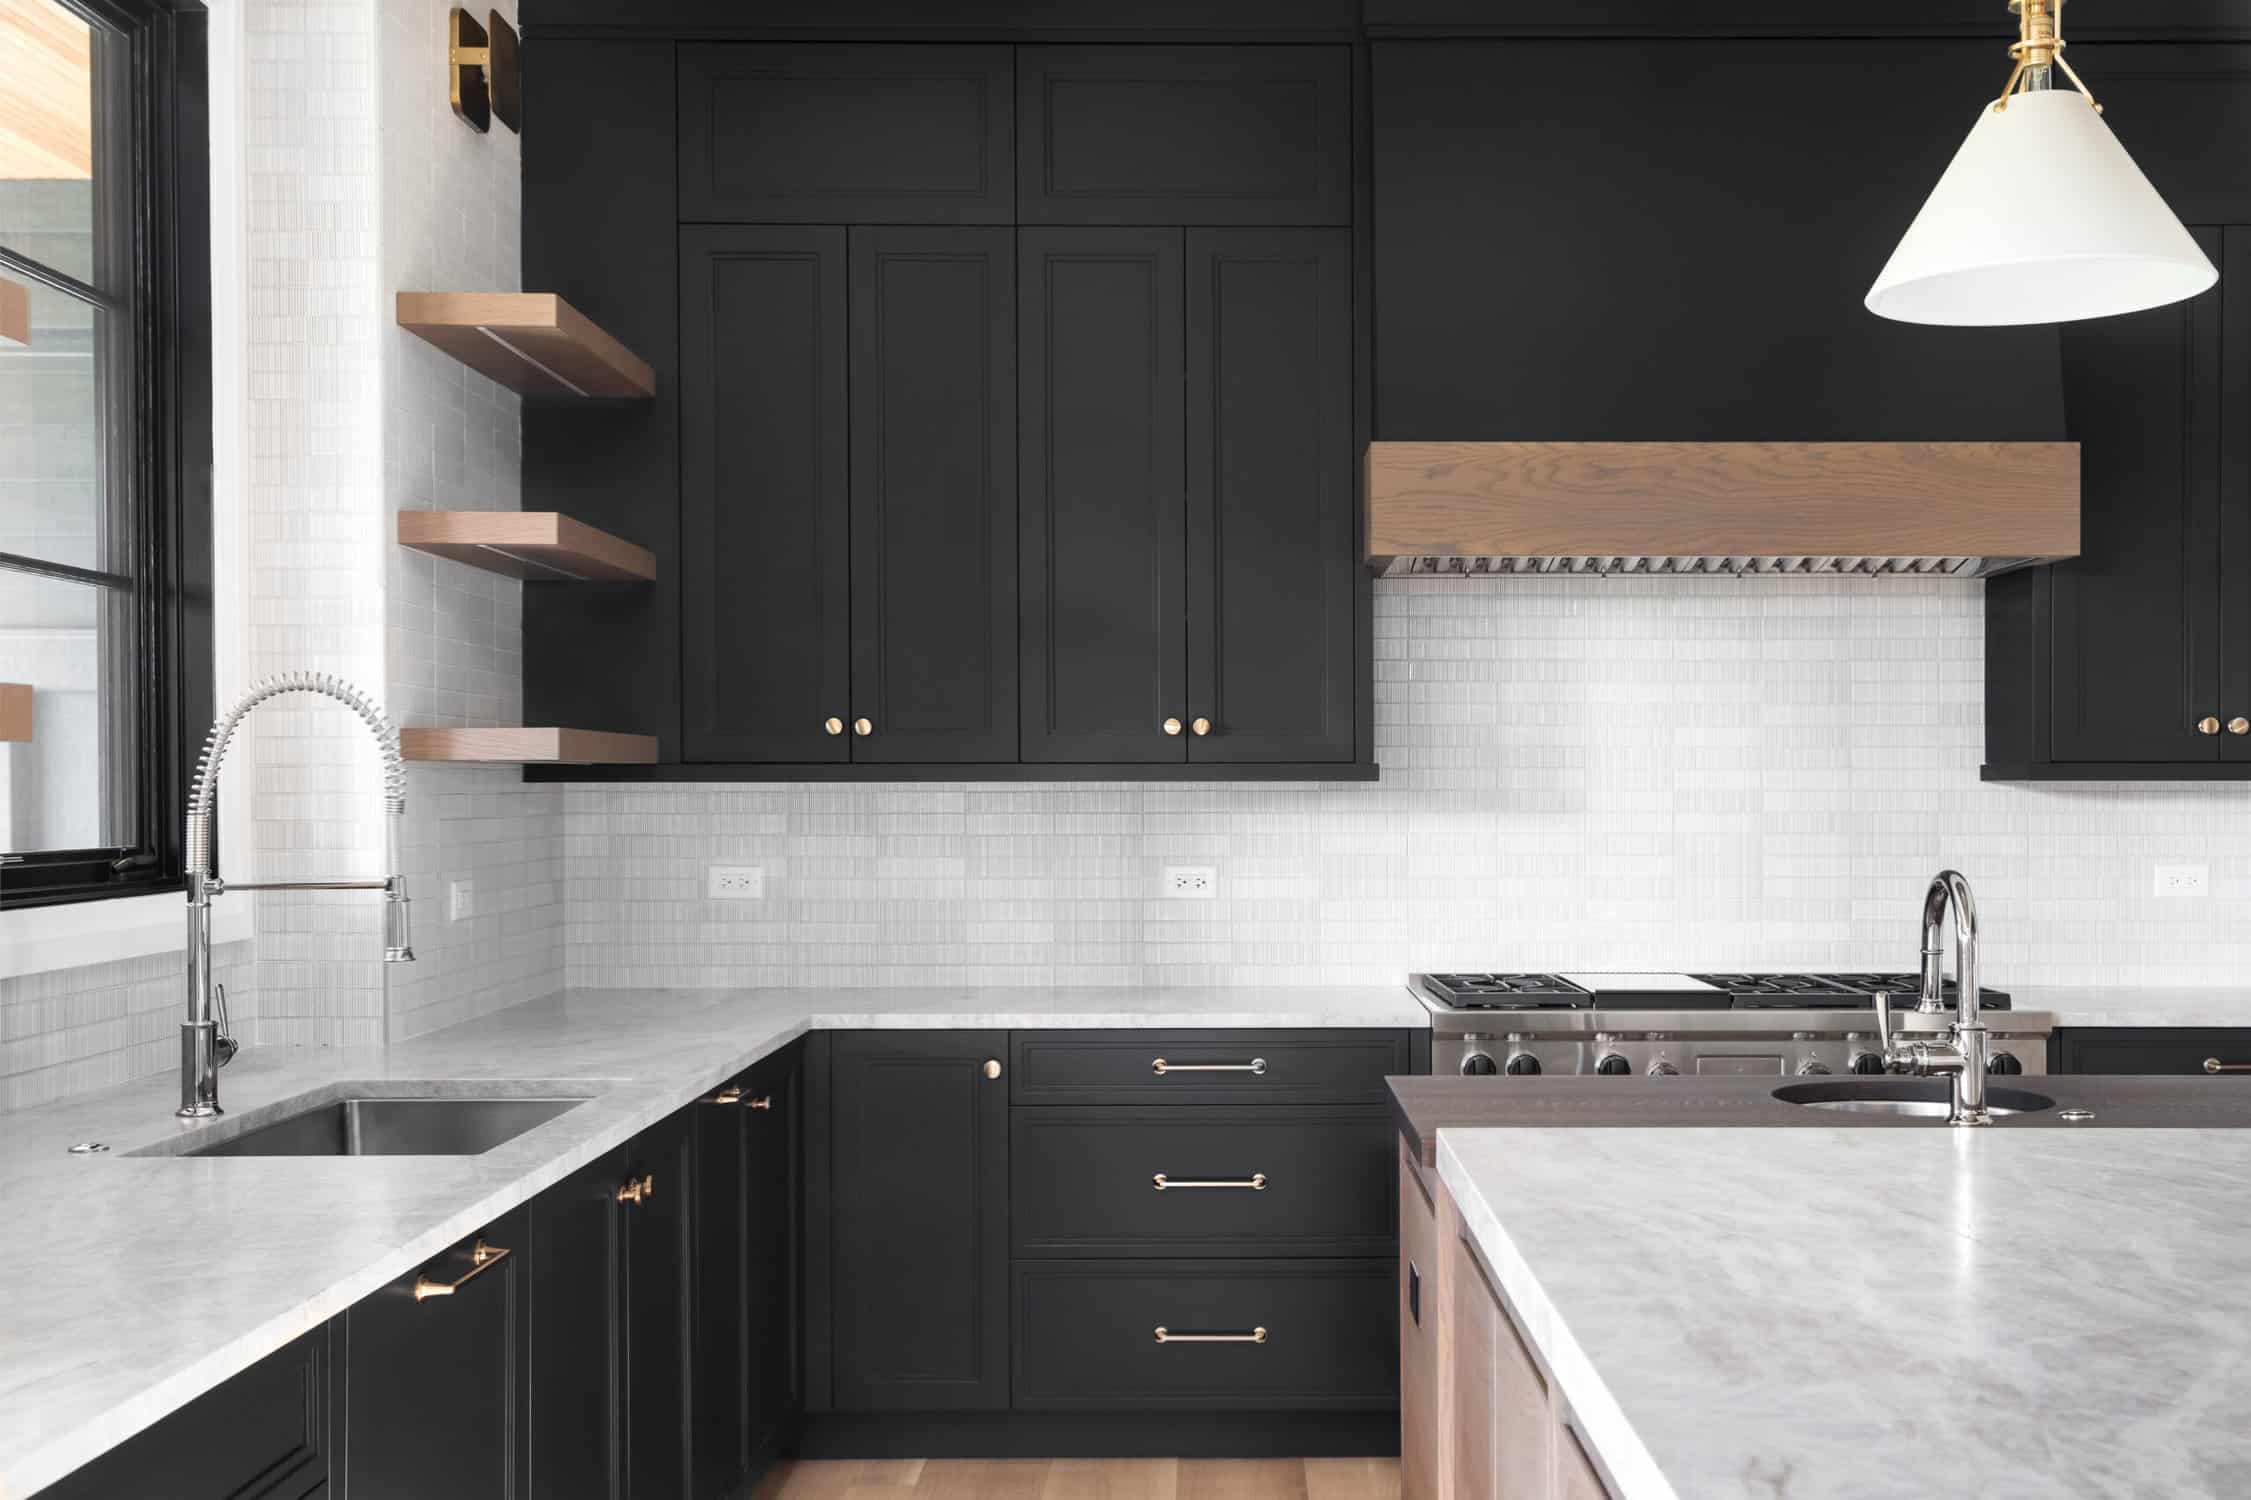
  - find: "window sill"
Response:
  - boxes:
[0,892,252,982]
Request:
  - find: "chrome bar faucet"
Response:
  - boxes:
[180,672,413,1118]
[1870,869,1992,1126]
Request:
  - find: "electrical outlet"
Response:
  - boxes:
[707,864,765,900]
[447,880,474,922]
[1162,866,1217,899]
[2153,863,2209,898]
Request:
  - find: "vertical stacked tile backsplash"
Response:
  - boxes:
[565,578,2251,991]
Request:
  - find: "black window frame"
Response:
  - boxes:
[0,0,211,909]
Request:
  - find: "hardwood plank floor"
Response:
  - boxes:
[755,1458,1399,1500]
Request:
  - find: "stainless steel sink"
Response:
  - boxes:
[1773,1080,2057,1117]
[170,1095,587,1157]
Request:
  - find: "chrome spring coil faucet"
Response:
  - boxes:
[180,672,413,1118]
[1870,870,1992,1126]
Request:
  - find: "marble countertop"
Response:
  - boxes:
[1439,1125,2251,1500]
[0,984,1420,1499]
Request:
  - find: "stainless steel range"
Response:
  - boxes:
[1415,972,2054,1079]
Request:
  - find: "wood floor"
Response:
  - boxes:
[752,1457,1400,1500]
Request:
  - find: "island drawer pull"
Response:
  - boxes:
[1153,1172,1267,1191]
[2204,1058,2251,1074]
[1151,1057,1266,1076]
[1154,1326,1268,1344]
[711,1087,775,1109]
[616,1173,655,1204]
[413,1239,511,1302]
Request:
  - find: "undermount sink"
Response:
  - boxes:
[157,1093,589,1157]
[1773,1079,2057,1118]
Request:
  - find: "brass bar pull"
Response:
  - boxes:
[1151,1058,1266,1076]
[616,1173,655,1204]
[712,1086,745,1105]
[746,1095,773,1110]
[1154,1326,1268,1344]
[1153,1172,1267,1191]
[2205,1059,2251,1074]
[413,1239,511,1302]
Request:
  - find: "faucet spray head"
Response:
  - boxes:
[384,879,415,964]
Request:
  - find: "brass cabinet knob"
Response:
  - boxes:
[1191,717,1211,737]
[2200,716,2223,736]
[1162,717,1183,736]
[982,1059,1002,1080]
[854,717,873,737]
[2233,718,2251,736]
[824,717,844,736]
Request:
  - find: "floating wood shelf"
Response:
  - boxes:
[395,292,655,399]
[0,277,27,349]
[0,683,31,742]
[401,727,659,765]
[397,511,655,582]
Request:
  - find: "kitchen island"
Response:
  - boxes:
[1417,1119,2251,1498]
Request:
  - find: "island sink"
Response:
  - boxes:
[1773,1079,2056,1117]
[159,1094,587,1157]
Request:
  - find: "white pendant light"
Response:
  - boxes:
[1867,0,2217,327]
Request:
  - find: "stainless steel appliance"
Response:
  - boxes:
[1416,971,2053,1080]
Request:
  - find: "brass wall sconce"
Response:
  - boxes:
[449,8,521,133]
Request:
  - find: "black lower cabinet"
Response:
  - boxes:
[340,1206,532,1500]
[2053,1027,2251,1075]
[42,1328,330,1500]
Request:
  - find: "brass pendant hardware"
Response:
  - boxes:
[2206,1059,2251,1073]
[2232,718,2250,736]
[447,9,521,133]
[824,717,845,736]
[982,1059,1003,1080]
[1162,717,1183,736]
[1154,1326,1269,1344]
[712,1086,745,1105]
[854,717,873,737]
[1995,0,2099,114]
[1152,1057,1267,1076]
[1191,717,1212,737]
[616,1173,655,1205]
[2199,716,2223,736]
[1153,1172,1268,1191]
[413,1239,511,1302]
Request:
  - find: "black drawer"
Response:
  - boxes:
[2054,1027,2251,1076]
[1012,1107,1396,1258]
[1010,1030,1415,1106]
[1013,1259,1397,1411]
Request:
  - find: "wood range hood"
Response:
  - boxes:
[1366,441,2081,579]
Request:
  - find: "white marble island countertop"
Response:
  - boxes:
[1439,1124,2251,1500]
[0,984,1421,1499]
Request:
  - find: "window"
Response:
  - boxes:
[0,0,209,907]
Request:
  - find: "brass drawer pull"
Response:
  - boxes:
[747,1095,772,1110]
[1151,1058,1266,1076]
[413,1239,511,1302]
[1154,1172,1267,1191]
[616,1173,655,1204]
[1155,1326,1268,1344]
[2204,1059,2251,1074]
[710,1087,773,1109]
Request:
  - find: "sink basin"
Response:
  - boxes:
[168,1095,587,1157]
[1773,1080,2057,1117]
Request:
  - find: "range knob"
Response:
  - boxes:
[1504,1053,1542,1076]
[1797,1058,1833,1077]
[1595,1054,1633,1076]
[1646,1060,1679,1078]
[1986,1052,2025,1076]
[1850,1052,1889,1076]
[1460,1053,1498,1077]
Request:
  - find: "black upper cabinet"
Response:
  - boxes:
[1020,229,1189,763]
[2222,229,2251,768]
[826,1032,1011,1411]
[1186,229,1355,763]
[849,227,1019,762]
[1017,47,1350,226]
[1371,39,2064,440]
[2080,46,2251,226]
[680,226,852,762]
[680,45,1013,224]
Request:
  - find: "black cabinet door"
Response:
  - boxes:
[342,1208,530,1500]
[1185,229,1355,763]
[43,1329,328,1500]
[1017,47,1350,226]
[2048,226,2223,764]
[2054,1027,2251,1075]
[2223,227,2251,766]
[529,1148,628,1500]
[743,1050,805,1463]
[622,1112,695,1499]
[680,45,1013,225]
[848,227,1018,762]
[680,226,851,762]
[1019,229,1188,763]
[828,1031,1011,1411]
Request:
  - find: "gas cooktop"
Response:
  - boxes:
[1414,971,2011,1012]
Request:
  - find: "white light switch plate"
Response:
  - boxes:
[2154,863,2209,898]
[447,880,474,922]
[708,865,764,900]
[1162,866,1217,899]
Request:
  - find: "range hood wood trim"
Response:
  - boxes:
[1366,441,2081,567]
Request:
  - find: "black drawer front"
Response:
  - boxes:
[1011,1030,1414,1106]
[1012,1107,1396,1257]
[1013,1260,1397,1411]
[2056,1027,2251,1075]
